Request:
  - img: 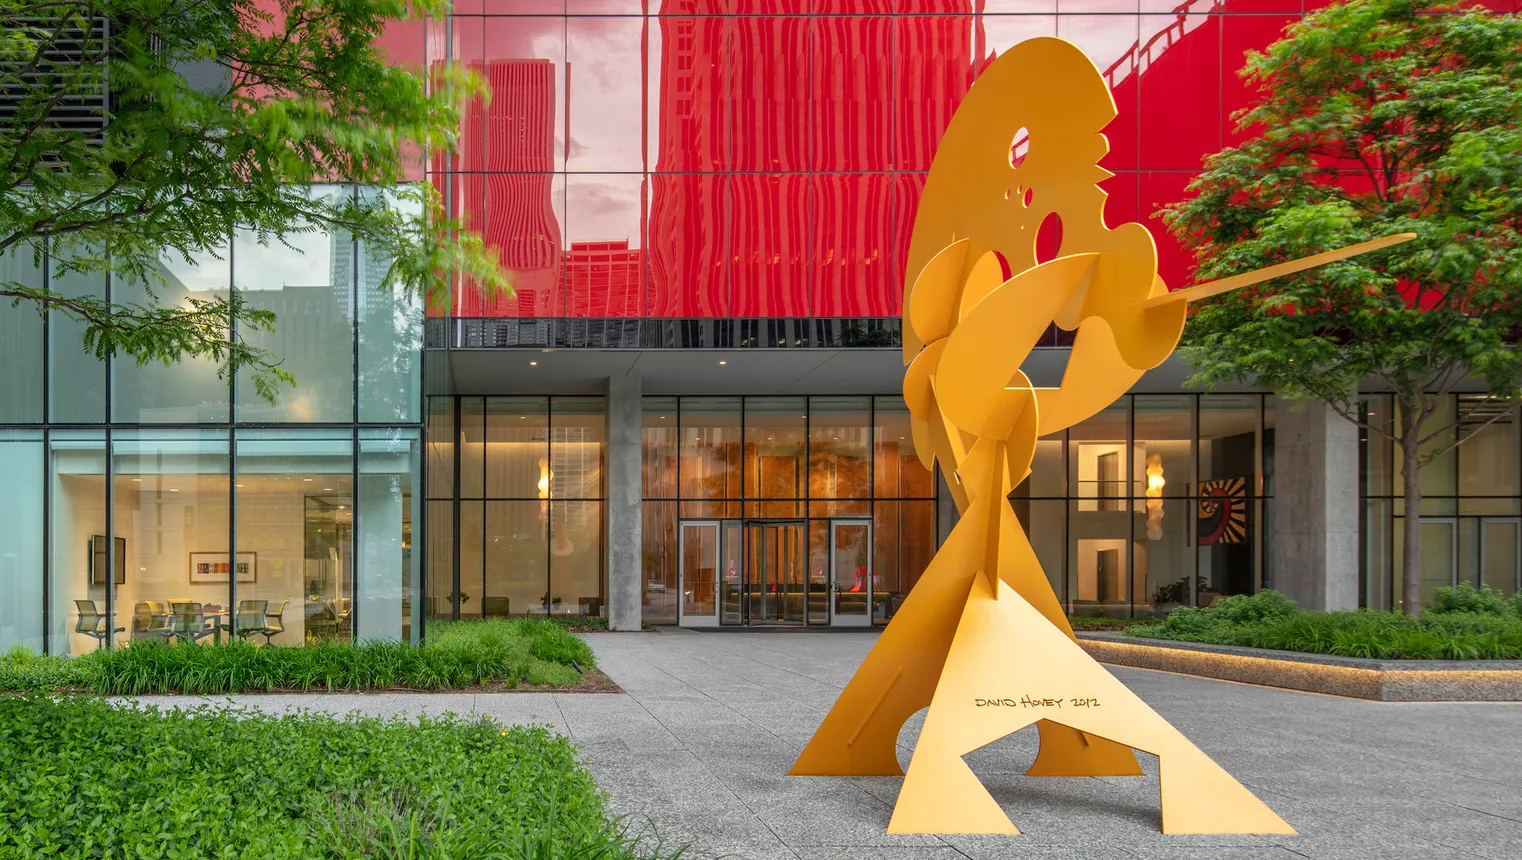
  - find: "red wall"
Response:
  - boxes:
[375,0,1504,319]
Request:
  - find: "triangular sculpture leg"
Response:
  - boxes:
[888,576,1296,836]
[791,497,1140,778]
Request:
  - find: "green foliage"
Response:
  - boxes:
[0,618,595,695]
[0,696,681,859]
[0,646,95,692]
[1128,592,1522,659]
[1162,0,1522,614]
[0,0,508,401]
[1210,590,1302,624]
[1430,581,1517,616]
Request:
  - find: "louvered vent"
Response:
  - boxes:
[0,17,111,140]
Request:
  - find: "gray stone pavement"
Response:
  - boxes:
[132,630,1522,860]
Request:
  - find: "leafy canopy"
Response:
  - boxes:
[1163,0,1522,431]
[0,0,506,400]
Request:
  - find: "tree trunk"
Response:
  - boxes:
[1399,401,1424,616]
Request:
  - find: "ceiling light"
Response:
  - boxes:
[530,361,538,366]
[131,478,142,482]
[323,488,334,492]
[236,483,244,488]
[303,478,314,482]
[719,360,726,365]
[169,488,179,492]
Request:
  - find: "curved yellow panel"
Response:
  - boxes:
[907,238,972,349]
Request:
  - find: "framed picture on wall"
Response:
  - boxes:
[188,552,257,584]
[89,536,126,586]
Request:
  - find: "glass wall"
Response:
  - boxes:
[0,188,425,653]
[0,431,44,651]
[429,4,1314,320]
[425,396,607,620]
[640,395,938,626]
[1015,394,1272,618]
[1368,393,1522,610]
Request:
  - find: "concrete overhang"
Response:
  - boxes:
[431,347,1271,397]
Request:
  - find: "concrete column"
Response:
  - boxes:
[605,374,643,631]
[1272,397,1359,611]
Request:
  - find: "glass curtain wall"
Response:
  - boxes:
[1367,393,1522,610]
[1014,394,1271,618]
[0,184,425,653]
[640,395,938,626]
[425,396,607,620]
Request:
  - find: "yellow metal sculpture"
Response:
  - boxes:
[788,37,1413,836]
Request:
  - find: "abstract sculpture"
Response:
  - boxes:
[788,37,1412,836]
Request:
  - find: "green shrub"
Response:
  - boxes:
[0,695,680,860]
[0,617,598,695]
[0,646,95,692]
[1211,589,1302,624]
[1430,582,1513,616]
[1127,602,1522,660]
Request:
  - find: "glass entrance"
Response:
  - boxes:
[678,520,720,627]
[744,520,806,625]
[678,518,869,626]
[830,519,872,626]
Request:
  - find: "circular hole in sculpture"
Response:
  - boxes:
[1035,212,1063,264]
[1009,126,1031,168]
[1023,187,1035,208]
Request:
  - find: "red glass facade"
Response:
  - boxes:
[389,0,1483,320]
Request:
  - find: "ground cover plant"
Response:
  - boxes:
[0,617,597,695]
[0,695,681,860]
[1126,586,1522,660]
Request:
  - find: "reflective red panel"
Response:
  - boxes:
[414,3,1371,318]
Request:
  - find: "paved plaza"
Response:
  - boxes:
[136,630,1522,859]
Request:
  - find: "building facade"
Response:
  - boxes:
[0,188,424,654]
[2,2,1520,650]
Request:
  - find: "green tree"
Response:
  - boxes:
[0,0,505,401]
[1164,0,1522,614]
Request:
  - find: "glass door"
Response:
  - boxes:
[720,519,743,626]
[830,519,873,626]
[745,520,805,625]
[678,520,720,627]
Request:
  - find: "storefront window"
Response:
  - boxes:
[872,396,933,499]
[748,397,807,512]
[809,396,870,500]
[113,430,232,646]
[680,398,742,500]
[0,431,44,651]
[49,430,108,654]
[236,431,354,644]
[356,429,419,641]
[1197,395,1259,603]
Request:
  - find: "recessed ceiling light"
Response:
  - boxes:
[323,488,334,492]
[719,360,726,365]
[530,361,538,366]
[131,478,142,482]
[303,478,314,482]
[169,488,179,492]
